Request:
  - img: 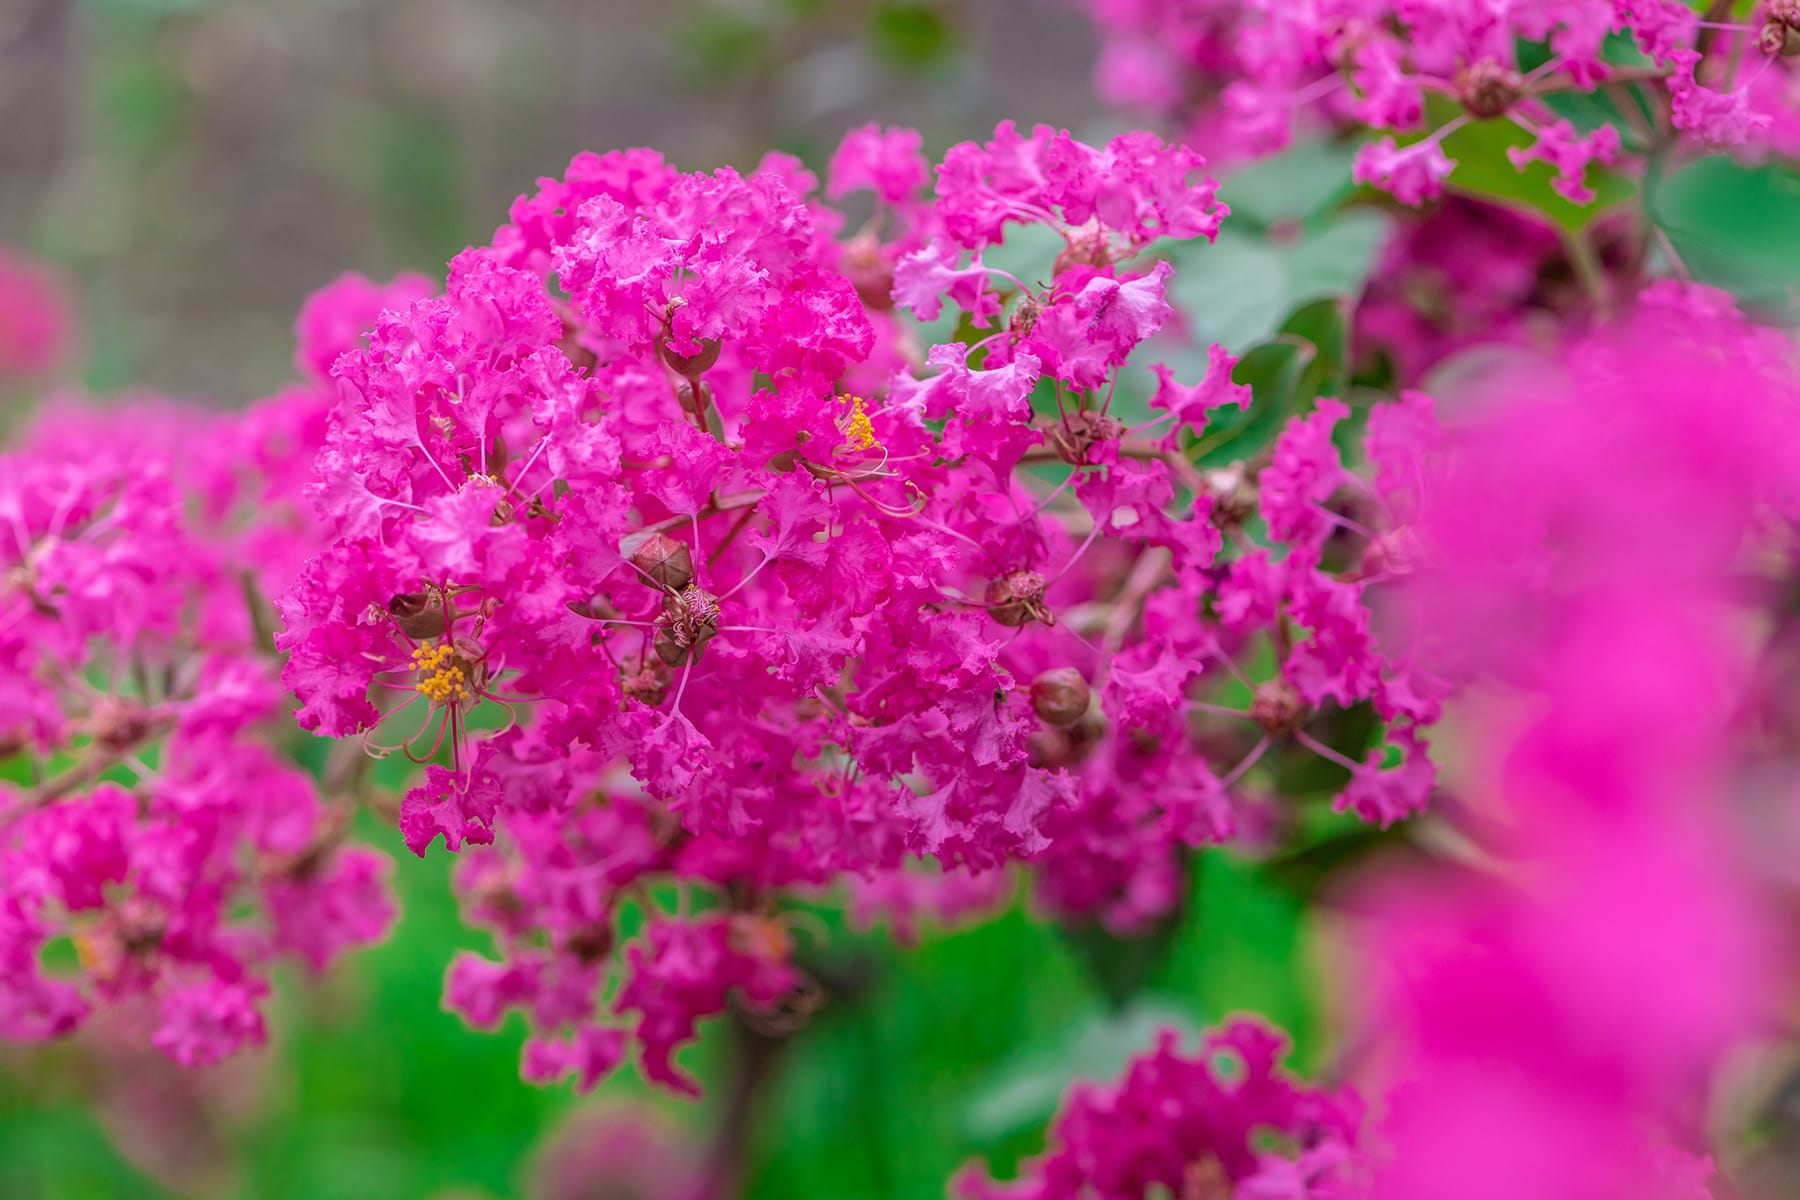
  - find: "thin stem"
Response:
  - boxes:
[1295,728,1362,774]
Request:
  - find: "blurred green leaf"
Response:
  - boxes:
[963,1000,1201,1142]
[1168,211,1388,355]
[1650,157,1800,322]
[1218,141,1360,229]
[870,2,957,70]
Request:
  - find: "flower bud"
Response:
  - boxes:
[90,697,152,753]
[1456,60,1523,120]
[565,922,615,963]
[677,380,714,417]
[1761,14,1800,56]
[626,531,694,592]
[388,590,447,640]
[1360,525,1423,578]
[1030,668,1091,726]
[985,570,1052,627]
[1010,294,1043,340]
[659,334,722,379]
[1251,679,1306,736]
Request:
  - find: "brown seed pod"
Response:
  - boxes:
[625,531,695,592]
[1030,668,1092,727]
[985,569,1052,627]
[388,590,448,640]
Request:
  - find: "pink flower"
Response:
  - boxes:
[1353,138,1456,207]
[0,248,72,378]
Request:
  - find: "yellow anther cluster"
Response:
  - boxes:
[840,394,878,452]
[412,641,472,705]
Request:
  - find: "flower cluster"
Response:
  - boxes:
[0,397,394,1067]
[958,1019,1365,1198]
[264,114,1444,1090]
[1076,0,1800,206]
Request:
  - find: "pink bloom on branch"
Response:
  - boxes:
[1148,343,1250,442]
[1507,120,1621,205]
[828,123,931,206]
[1353,137,1456,207]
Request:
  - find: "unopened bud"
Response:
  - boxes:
[1030,668,1092,727]
[1760,16,1800,56]
[985,569,1052,627]
[624,531,695,592]
[1456,59,1524,120]
[1250,679,1306,736]
[90,698,152,753]
[660,334,722,379]
[677,380,715,418]
[1010,294,1043,340]
[1361,526,1423,578]
[388,590,447,639]
[565,922,615,963]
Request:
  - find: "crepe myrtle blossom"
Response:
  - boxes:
[1074,0,1800,204]
[1339,285,1800,1199]
[957,1019,1367,1199]
[0,247,73,379]
[265,116,1443,1088]
[0,399,393,1066]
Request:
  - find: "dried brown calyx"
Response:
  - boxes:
[1763,1,1800,55]
[1047,410,1125,466]
[621,656,674,707]
[985,569,1053,627]
[654,584,720,666]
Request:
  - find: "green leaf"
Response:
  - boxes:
[1649,157,1800,322]
[963,1000,1202,1142]
[1167,211,1389,355]
[1281,296,1351,406]
[870,1,957,70]
[1217,140,1361,229]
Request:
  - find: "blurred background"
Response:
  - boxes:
[0,0,1100,402]
[0,4,1336,1200]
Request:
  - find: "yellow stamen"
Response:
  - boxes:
[413,641,472,704]
[839,394,879,452]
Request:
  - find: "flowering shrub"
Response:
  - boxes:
[4,1,1800,1196]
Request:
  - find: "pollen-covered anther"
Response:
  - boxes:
[412,640,475,705]
[838,394,879,452]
